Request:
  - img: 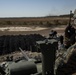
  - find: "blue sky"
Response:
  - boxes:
[0,0,76,17]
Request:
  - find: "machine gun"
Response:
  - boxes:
[69,10,73,25]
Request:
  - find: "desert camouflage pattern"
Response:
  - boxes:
[55,43,76,75]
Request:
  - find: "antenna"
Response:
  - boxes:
[19,47,30,61]
[69,10,72,25]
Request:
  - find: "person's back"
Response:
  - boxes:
[65,25,72,48]
[65,25,72,38]
[70,26,75,36]
[65,24,76,48]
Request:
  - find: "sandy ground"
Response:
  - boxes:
[0,25,66,36]
[0,26,47,31]
[0,51,41,63]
